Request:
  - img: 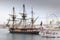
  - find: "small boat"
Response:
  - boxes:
[6,4,40,34]
[39,28,60,38]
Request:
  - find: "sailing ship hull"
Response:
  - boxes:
[9,28,40,34]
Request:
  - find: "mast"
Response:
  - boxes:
[12,7,16,28]
[19,4,27,28]
[23,4,25,13]
[22,4,26,20]
[31,8,34,28]
[22,4,27,28]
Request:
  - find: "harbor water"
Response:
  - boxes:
[0,29,60,40]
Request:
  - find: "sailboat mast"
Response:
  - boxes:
[22,4,26,20]
[31,8,34,28]
[23,4,25,13]
[22,4,26,28]
[12,7,15,28]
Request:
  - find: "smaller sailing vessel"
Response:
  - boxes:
[6,4,40,34]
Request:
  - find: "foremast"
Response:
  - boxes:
[10,7,16,28]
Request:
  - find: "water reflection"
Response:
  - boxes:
[0,29,60,40]
[10,33,35,40]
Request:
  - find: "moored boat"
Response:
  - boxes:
[6,4,40,34]
[39,27,60,38]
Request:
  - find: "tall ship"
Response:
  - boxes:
[6,4,40,34]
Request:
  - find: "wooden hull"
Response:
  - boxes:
[9,28,40,34]
[10,31,39,34]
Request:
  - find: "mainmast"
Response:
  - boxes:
[12,7,16,28]
[23,4,25,13]
[22,4,26,20]
[21,4,27,28]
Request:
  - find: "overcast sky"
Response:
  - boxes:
[0,0,60,24]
